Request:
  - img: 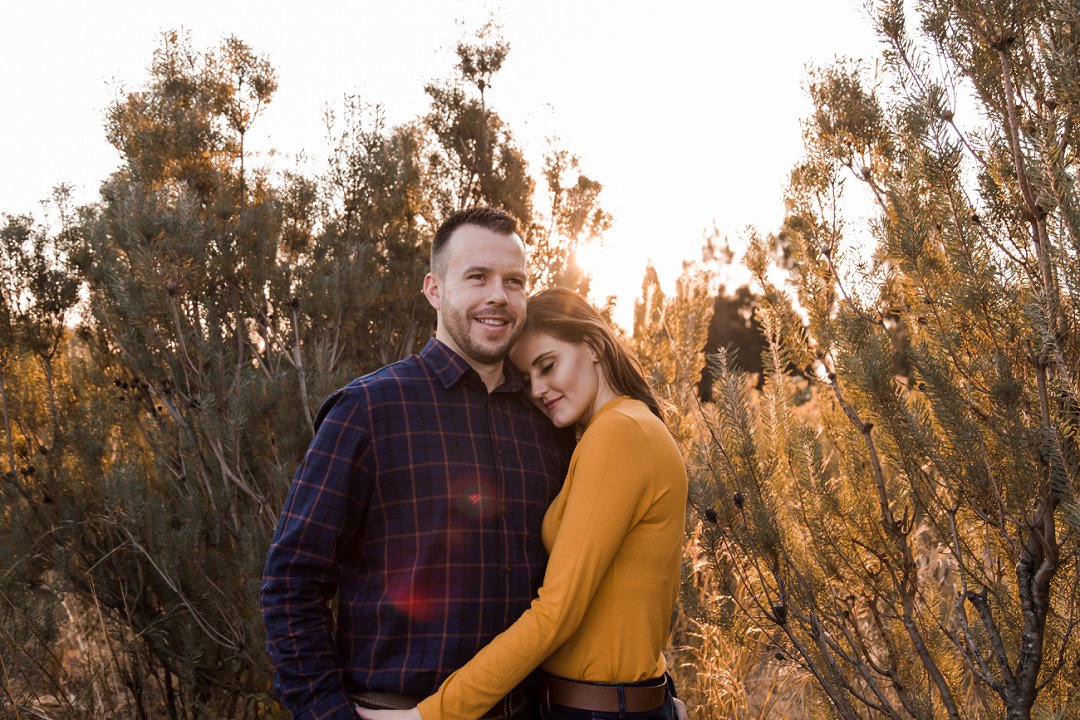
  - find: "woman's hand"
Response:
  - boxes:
[673,697,689,720]
[354,707,422,720]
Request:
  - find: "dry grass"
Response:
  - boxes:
[670,618,813,720]
[3,587,174,720]
[667,527,815,720]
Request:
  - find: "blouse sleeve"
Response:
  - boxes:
[416,411,655,720]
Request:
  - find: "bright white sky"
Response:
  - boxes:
[1,0,883,328]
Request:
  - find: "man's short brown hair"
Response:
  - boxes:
[431,208,519,275]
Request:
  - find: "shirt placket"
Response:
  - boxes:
[485,391,518,627]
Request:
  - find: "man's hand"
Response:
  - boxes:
[673,697,689,720]
[354,706,422,720]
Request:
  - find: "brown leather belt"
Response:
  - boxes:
[351,689,419,711]
[538,673,668,713]
[351,685,531,720]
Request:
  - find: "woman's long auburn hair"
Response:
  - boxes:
[520,288,665,422]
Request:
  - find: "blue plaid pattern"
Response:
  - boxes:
[261,339,574,719]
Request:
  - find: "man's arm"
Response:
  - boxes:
[260,389,370,720]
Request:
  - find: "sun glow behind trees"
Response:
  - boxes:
[1,1,882,327]
[3,2,1079,718]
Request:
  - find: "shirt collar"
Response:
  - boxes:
[419,338,524,393]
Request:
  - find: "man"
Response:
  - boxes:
[261,207,574,720]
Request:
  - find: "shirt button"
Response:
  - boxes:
[505,564,513,573]
[500,503,508,515]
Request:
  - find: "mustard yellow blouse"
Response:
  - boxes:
[416,396,688,720]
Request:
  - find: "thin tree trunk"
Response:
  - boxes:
[0,369,15,474]
[41,355,63,494]
[42,356,60,447]
[291,306,314,435]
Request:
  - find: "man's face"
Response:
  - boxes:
[424,224,528,367]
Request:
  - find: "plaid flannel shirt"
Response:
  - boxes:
[260,339,574,720]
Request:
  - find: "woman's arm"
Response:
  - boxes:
[417,412,656,720]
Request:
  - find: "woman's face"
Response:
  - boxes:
[509,329,616,428]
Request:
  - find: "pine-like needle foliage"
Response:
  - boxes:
[0,29,608,719]
[689,2,1080,719]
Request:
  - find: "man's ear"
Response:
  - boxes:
[423,273,441,310]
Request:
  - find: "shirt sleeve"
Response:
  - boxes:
[416,411,656,720]
[259,389,371,720]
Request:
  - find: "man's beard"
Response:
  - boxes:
[444,308,519,365]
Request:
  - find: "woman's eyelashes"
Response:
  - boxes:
[519,360,554,389]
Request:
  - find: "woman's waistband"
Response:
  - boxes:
[537,672,668,714]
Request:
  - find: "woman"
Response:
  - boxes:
[358,288,688,720]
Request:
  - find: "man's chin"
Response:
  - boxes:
[472,331,522,360]
[463,340,512,366]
